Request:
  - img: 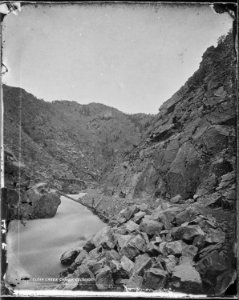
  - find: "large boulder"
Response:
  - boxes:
[172,225,205,242]
[116,234,132,251]
[60,249,80,266]
[165,241,183,256]
[143,268,168,290]
[118,205,139,221]
[170,194,183,204]
[171,262,203,294]
[175,206,200,226]
[95,266,114,291]
[139,219,164,236]
[133,254,152,276]
[91,226,115,249]
[126,274,143,289]
[180,245,198,264]
[124,220,139,232]
[152,206,182,229]
[20,185,61,219]
[133,211,146,223]
[161,255,178,273]
[73,265,96,291]
[121,234,147,259]
[74,249,89,267]
[195,250,229,290]
[120,256,134,276]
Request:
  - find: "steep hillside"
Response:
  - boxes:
[102,32,236,208]
[67,31,236,296]
[3,86,153,191]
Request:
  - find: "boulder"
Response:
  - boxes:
[136,203,149,212]
[158,242,167,256]
[118,205,139,221]
[200,192,222,208]
[180,245,198,264]
[143,268,168,290]
[193,235,206,249]
[74,249,89,266]
[126,274,143,289]
[172,225,205,242]
[195,250,235,294]
[133,254,152,276]
[116,234,133,250]
[74,264,94,279]
[124,220,139,232]
[204,228,225,244]
[109,259,121,273]
[60,249,79,266]
[120,256,134,276]
[121,244,140,260]
[21,187,61,219]
[95,266,114,290]
[171,262,203,294]
[73,265,96,290]
[116,217,127,225]
[170,194,183,203]
[161,255,177,273]
[91,226,115,249]
[115,226,128,235]
[105,249,120,262]
[87,259,106,275]
[153,206,181,222]
[175,206,200,226]
[151,256,165,270]
[130,234,148,252]
[214,268,237,296]
[120,234,148,260]
[133,211,146,223]
[140,219,164,236]
[83,240,95,252]
[165,241,183,256]
[146,241,160,255]
[88,248,102,260]
[196,250,228,278]
[221,171,235,181]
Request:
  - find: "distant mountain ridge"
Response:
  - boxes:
[3,84,153,190]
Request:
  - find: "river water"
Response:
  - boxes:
[5,194,105,288]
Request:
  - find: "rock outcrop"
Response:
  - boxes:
[59,201,234,295]
[3,149,61,221]
[102,33,236,211]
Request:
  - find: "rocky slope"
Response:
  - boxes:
[59,200,235,295]
[58,32,237,296]
[101,32,236,211]
[3,85,153,191]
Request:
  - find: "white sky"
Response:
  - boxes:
[3,3,232,114]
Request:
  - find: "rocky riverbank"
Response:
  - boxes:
[3,149,61,222]
[58,196,236,295]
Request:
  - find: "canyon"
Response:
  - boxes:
[3,31,237,296]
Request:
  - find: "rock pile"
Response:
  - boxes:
[59,199,234,295]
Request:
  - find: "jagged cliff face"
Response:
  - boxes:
[103,33,236,207]
[3,86,153,189]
